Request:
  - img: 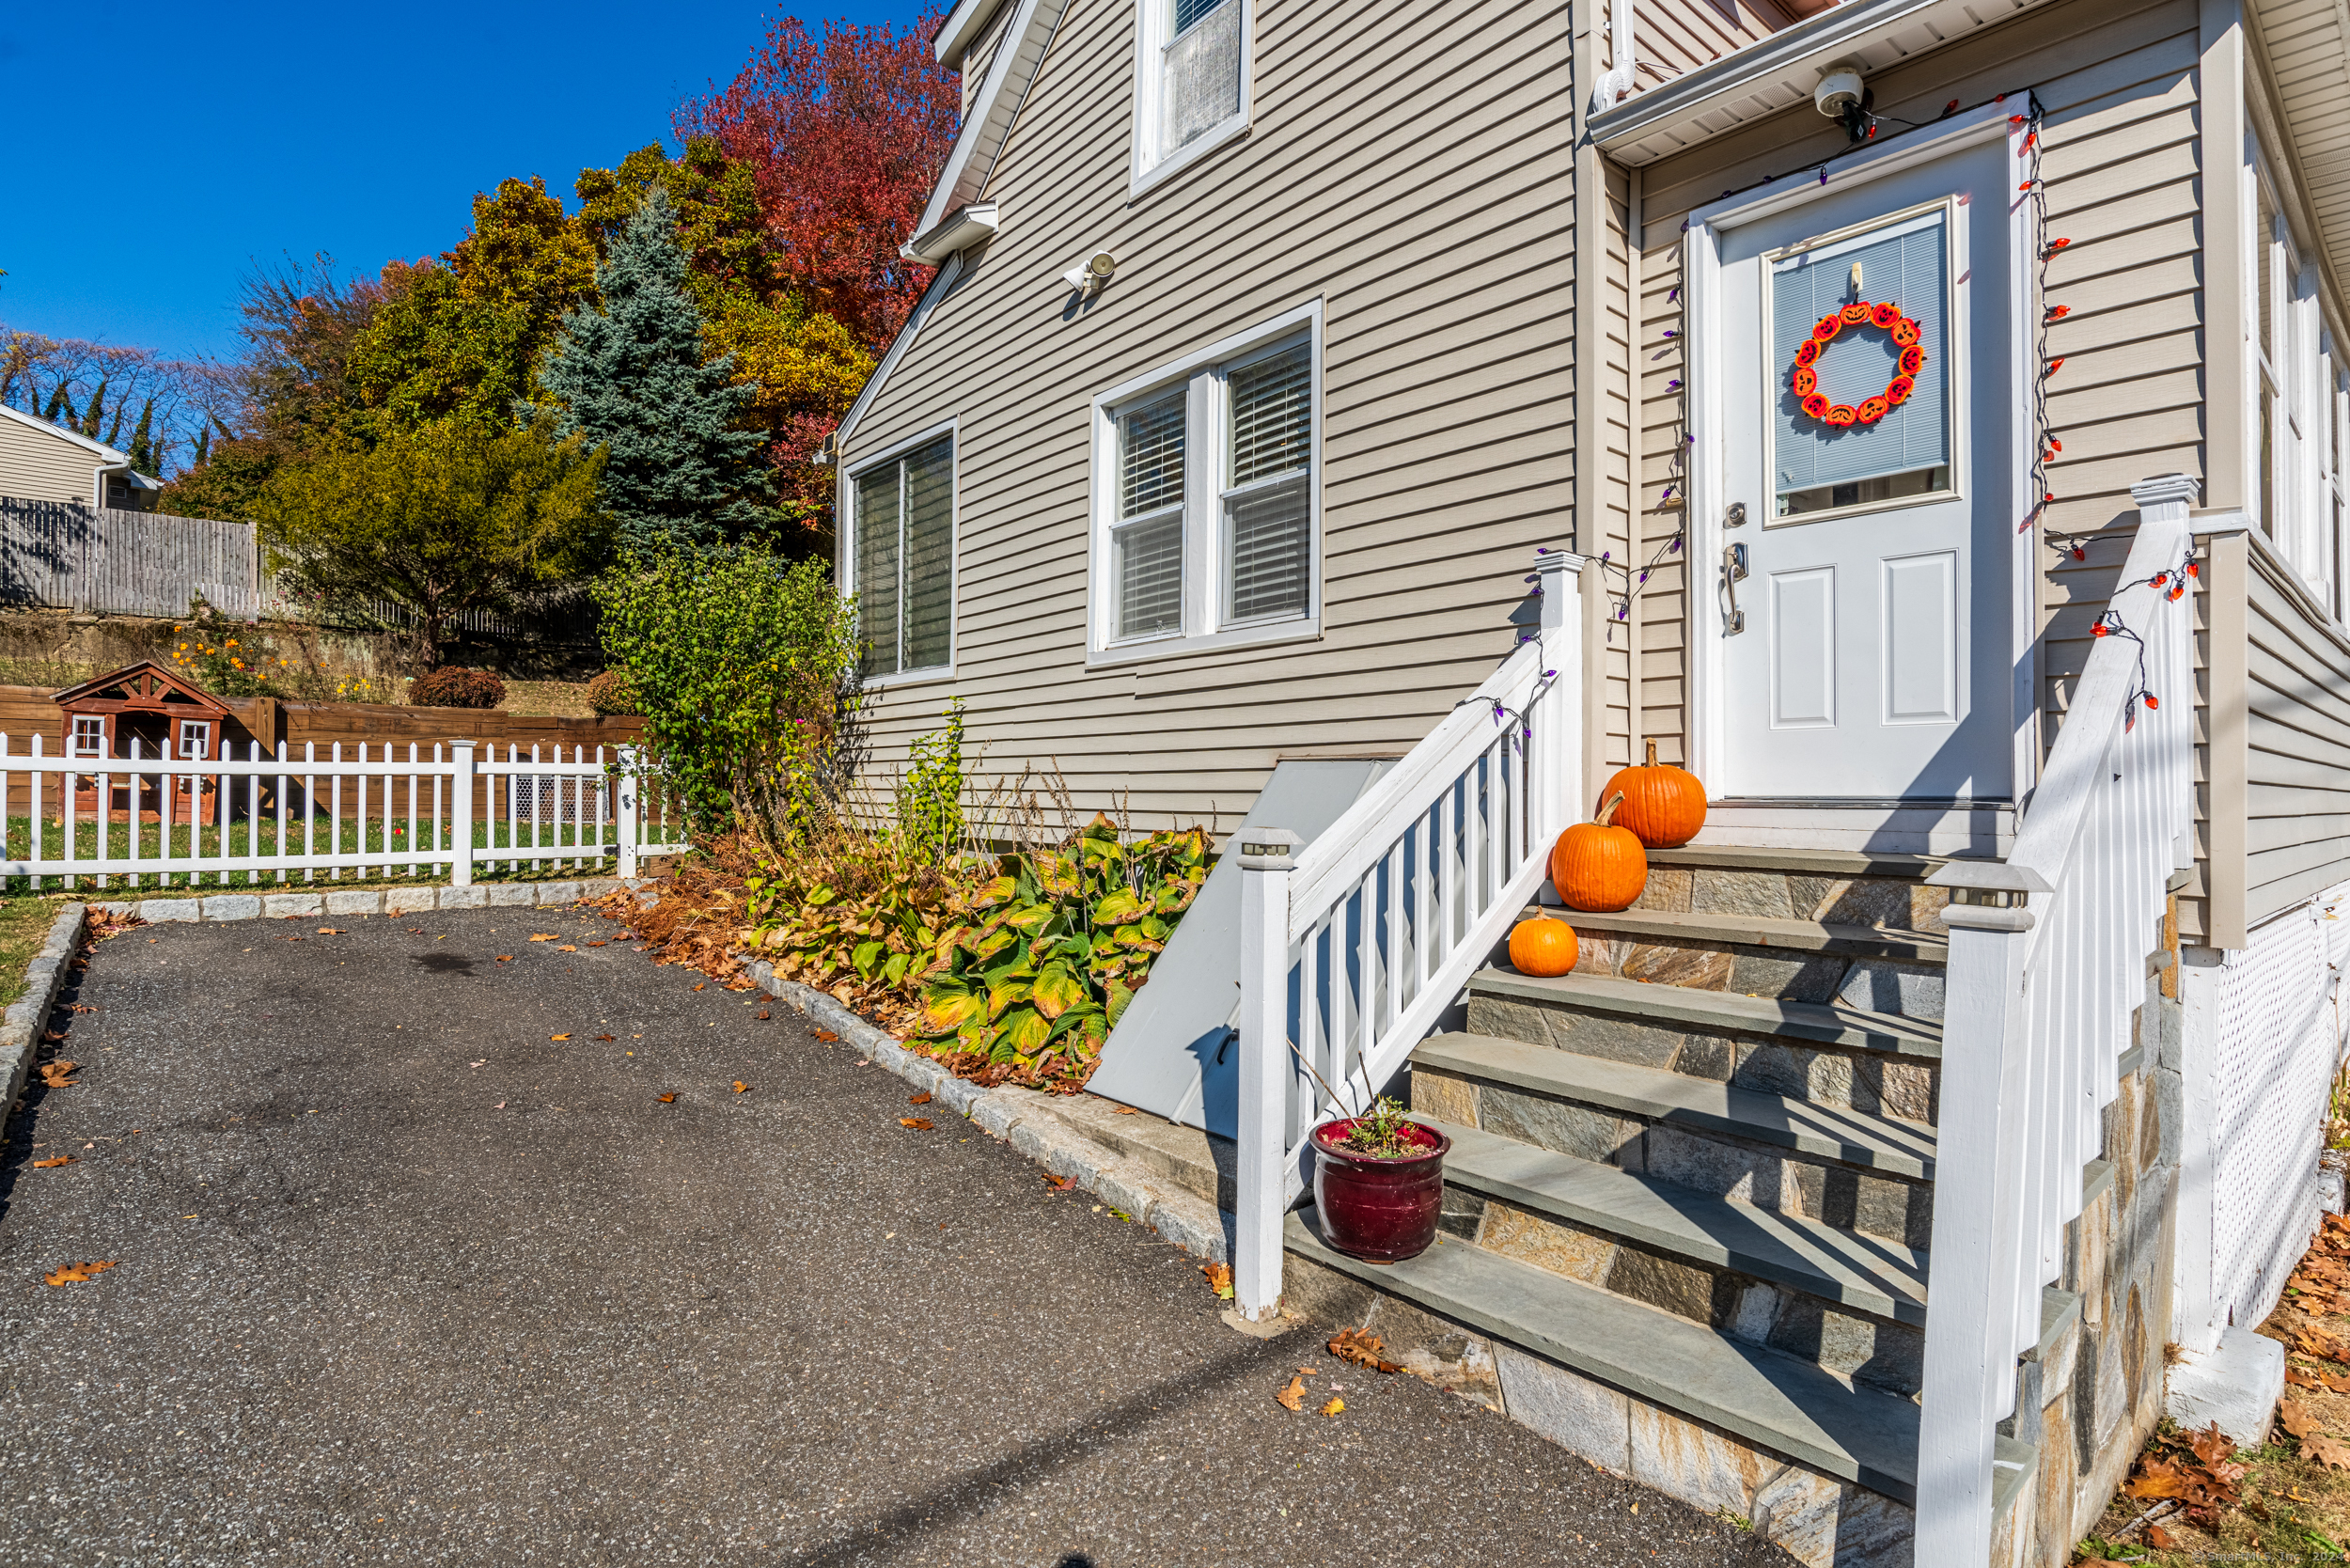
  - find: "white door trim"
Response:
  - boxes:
[1683,98,2042,843]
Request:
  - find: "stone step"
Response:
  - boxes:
[1429,1117,1929,1328]
[1634,847,1957,942]
[1465,968,1941,1124]
[1549,909,1948,1020]
[1283,1206,1926,1504]
[1416,1032,1936,1179]
[1646,847,1956,880]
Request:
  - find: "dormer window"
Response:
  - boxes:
[1134,0,1250,190]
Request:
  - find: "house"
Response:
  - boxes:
[831,0,2350,1561]
[0,401,163,510]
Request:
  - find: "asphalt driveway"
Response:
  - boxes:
[0,904,1791,1566]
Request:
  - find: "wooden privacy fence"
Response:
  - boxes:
[0,736,692,889]
[0,496,259,619]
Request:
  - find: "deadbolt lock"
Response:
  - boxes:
[1725,502,1747,528]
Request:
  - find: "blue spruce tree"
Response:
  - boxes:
[537,188,768,554]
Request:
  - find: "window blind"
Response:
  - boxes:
[1223,341,1311,622]
[901,435,956,672]
[854,463,902,679]
[1116,515,1185,638]
[1121,393,1186,517]
[1229,343,1310,484]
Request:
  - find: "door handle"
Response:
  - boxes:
[1723,542,1747,635]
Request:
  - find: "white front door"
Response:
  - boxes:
[1714,134,2015,802]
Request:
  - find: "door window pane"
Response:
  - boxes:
[1769,209,1952,518]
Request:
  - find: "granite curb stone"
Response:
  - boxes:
[740,956,1232,1264]
[0,903,87,1120]
[90,877,646,928]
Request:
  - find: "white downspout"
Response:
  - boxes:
[1590,0,1635,115]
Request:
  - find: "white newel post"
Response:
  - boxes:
[1234,826,1301,1322]
[1916,866,2045,1568]
[450,739,478,887]
[1534,550,1584,849]
[617,745,642,880]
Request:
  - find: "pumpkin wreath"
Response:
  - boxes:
[1792,300,1925,427]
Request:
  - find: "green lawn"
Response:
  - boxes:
[0,895,59,1006]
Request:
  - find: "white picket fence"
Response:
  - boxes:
[0,736,691,890]
[1914,476,2201,1563]
[1230,551,1584,1318]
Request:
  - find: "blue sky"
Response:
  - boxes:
[1,1,925,365]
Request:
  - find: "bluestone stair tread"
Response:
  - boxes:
[1561,908,1950,963]
[1425,1117,1930,1325]
[1285,1208,1922,1503]
[1470,968,1944,1059]
[1414,1032,1937,1179]
[1646,845,1956,879]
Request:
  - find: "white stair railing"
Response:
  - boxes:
[1917,475,2200,1562]
[1232,552,1585,1319]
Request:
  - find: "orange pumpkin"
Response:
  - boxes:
[1549,792,1648,912]
[1507,916,1580,978]
[1604,740,1708,849]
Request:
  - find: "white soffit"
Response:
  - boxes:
[1590,0,2057,167]
[2249,0,2350,290]
[933,0,1011,64]
[905,0,1070,256]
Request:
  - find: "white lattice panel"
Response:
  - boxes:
[2212,887,2350,1329]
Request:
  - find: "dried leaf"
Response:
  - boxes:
[1320,1398,1345,1417]
[2321,1371,2350,1395]
[495,955,514,964]
[557,945,578,953]
[756,1011,771,1020]
[594,1035,615,1043]
[813,1029,840,1043]
[1275,1375,1307,1412]
[2290,1366,2322,1388]
[1329,1327,1402,1373]
[41,1028,66,1043]
[900,1117,935,1130]
[1201,1262,1234,1300]
[692,982,706,992]
[2297,1326,2349,1363]
[2144,1525,2177,1549]
[2281,1396,2320,1439]
[587,941,608,948]
[550,1034,572,1042]
[528,933,559,942]
[909,1092,933,1105]
[38,1061,78,1088]
[1042,1174,1075,1191]
[1114,1105,1140,1115]
[2124,1458,2197,1500]
[657,1093,677,1103]
[30,1154,74,1168]
[732,1081,751,1094]
[43,1260,116,1286]
[2307,1433,2350,1471]
[316,927,346,935]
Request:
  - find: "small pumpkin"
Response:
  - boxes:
[1507,916,1580,978]
[1604,739,1708,849]
[1549,792,1648,913]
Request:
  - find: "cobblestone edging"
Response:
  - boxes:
[86,878,652,925]
[738,956,1236,1266]
[0,903,90,1121]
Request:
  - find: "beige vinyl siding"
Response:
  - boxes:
[0,416,104,506]
[2243,539,2350,926]
[1622,0,2209,927]
[959,0,1016,118]
[843,0,1577,831]
[1622,0,1794,91]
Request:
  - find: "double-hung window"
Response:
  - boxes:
[1094,307,1321,656]
[1133,0,1250,188]
[850,431,956,681]
[2250,152,2341,607]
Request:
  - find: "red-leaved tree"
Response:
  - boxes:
[681,13,961,354]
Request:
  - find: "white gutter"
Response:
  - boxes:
[901,203,1000,265]
[1590,0,1636,116]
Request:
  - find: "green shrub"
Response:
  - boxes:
[410,666,507,708]
[585,667,640,715]
[896,698,965,864]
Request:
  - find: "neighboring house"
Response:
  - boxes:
[834,0,2350,1562]
[0,402,162,510]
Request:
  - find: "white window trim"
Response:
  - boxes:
[841,418,960,689]
[1129,0,1254,197]
[1086,300,1324,666]
[2248,141,2342,610]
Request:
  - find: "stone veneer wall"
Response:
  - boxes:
[1277,973,2183,1568]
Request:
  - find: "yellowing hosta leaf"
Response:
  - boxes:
[987,975,1035,1021]
[966,874,1017,909]
[1092,888,1146,925]
[1032,962,1089,1020]
[996,1006,1052,1057]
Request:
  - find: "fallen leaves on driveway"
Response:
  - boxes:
[1201,1262,1234,1300]
[528,933,559,943]
[1042,1174,1075,1192]
[658,1093,678,1103]
[557,945,577,952]
[692,982,705,992]
[1275,1375,1307,1412]
[317,927,346,936]
[756,1011,771,1020]
[43,1261,116,1286]
[813,1029,839,1043]
[900,1117,934,1130]
[37,1061,78,1088]
[1330,1327,1402,1373]
[586,941,608,948]
[1321,1398,1346,1418]
[29,1155,73,1168]
[594,1035,615,1042]
[908,1092,932,1105]
[495,955,514,964]
[732,1081,751,1094]
[551,1033,572,1042]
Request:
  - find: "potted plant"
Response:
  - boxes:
[1310,1096,1451,1262]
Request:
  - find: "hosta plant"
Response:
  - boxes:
[915,816,1208,1086]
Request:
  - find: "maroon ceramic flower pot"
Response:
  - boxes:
[1310,1117,1450,1262]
